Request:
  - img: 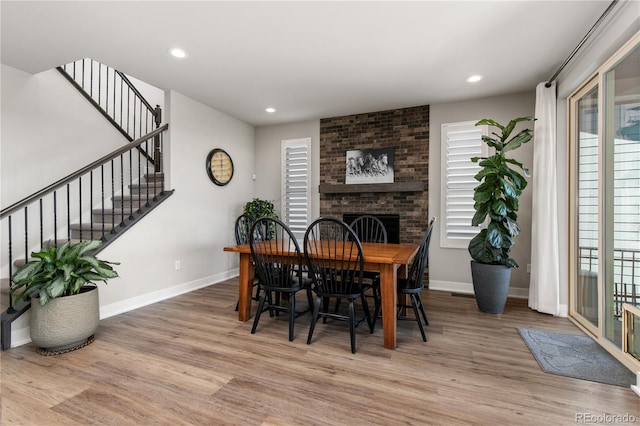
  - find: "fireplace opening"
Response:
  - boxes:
[343,213,400,243]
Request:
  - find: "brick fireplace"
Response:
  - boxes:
[319,105,429,244]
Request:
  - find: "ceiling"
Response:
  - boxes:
[0,1,617,127]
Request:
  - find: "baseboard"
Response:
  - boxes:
[10,269,240,348]
[100,269,238,319]
[428,280,529,299]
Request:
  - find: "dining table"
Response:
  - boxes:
[223,240,420,349]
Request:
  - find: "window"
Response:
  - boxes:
[281,138,311,241]
[440,121,488,249]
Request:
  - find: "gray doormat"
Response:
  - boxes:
[517,328,636,387]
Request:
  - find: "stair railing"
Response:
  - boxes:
[1,124,169,320]
[57,59,163,171]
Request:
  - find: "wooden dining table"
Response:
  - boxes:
[223,241,420,349]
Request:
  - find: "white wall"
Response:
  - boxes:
[0,64,125,208]
[429,92,536,297]
[96,90,255,311]
[254,120,320,221]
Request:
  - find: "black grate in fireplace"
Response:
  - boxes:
[343,213,400,243]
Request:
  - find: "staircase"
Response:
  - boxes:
[1,59,173,350]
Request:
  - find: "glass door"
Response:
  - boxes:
[569,34,640,368]
[603,43,640,348]
[570,79,600,332]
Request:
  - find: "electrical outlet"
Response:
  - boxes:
[526,263,531,273]
[175,260,181,271]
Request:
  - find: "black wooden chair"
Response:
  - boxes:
[304,217,373,353]
[348,214,387,331]
[249,217,312,341]
[234,214,261,311]
[396,217,436,342]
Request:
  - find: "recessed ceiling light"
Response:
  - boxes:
[168,48,188,59]
[265,107,276,113]
[466,75,483,83]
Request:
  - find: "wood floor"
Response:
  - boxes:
[2,278,638,425]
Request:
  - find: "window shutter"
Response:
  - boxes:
[282,138,311,241]
[440,122,487,248]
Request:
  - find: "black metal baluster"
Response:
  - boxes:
[111,160,117,234]
[120,155,125,227]
[53,191,58,246]
[23,206,28,265]
[66,184,71,241]
[7,216,13,311]
[129,149,134,220]
[90,60,94,98]
[39,199,43,249]
[101,164,105,241]
[137,146,142,213]
[90,171,94,241]
[78,176,82,241]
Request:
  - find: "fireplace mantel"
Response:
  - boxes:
[319,181,424,194]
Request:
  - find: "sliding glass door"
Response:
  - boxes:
[570,80,600,332]
[569,34,640,364]
[603,42,640,348]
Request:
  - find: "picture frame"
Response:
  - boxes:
[345,148,394,184]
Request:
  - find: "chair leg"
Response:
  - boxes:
[410,294,427,342]
[251,291,268,334]
[348,299,357,354]
[288,292,296,342]
[322,297,330,324]
[371,285,381,331]
[360,292,374,334]
[416,293,429,325]
[307,297,321,345]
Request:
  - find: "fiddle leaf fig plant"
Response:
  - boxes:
[468,116,534,268]
[10,240,119,306]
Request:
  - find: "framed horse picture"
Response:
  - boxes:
[345,148,394,184]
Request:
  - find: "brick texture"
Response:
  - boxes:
[319,105,430,244]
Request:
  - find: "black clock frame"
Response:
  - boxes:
[206,148,234,186]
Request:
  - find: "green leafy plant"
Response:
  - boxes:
[468,116,534,268]
[10,240,119,306]
[243,198,278,221]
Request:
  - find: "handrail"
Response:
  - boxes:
[114,70,156,114]
[0,124,168,219]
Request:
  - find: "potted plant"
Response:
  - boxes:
[468,116,534,314]
[243,198,278,222]
[10,240,119,354]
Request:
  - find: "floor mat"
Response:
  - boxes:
[517,327,636,387]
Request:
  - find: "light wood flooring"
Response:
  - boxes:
[1,278,638,425]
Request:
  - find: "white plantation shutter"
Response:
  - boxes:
[282,138,311,241]
[440,122,488,248]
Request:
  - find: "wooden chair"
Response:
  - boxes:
[396,217,436,342]
[234,214,261,311]
[304,217,373,353]
[348,214,388,331]
[249,217,312,341]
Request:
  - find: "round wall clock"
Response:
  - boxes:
[206,148,234,186]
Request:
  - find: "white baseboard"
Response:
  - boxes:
[100,269,238,319]
[10,269,240,348]
[428,280,529,299]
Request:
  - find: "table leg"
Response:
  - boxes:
[380,263,398,349]
[238,253,254,322]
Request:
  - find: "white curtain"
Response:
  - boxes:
[529,82,561,316]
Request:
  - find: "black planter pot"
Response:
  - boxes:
[470,261,511,314]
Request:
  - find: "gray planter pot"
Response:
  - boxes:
[30,284,99,351]
[470,261,511,314]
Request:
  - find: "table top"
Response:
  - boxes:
[224,241,419,265]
